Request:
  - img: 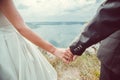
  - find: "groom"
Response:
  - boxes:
[66,0,120,80]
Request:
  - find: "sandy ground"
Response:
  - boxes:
[58,67,82,80]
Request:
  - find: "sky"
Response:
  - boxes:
[14,0,104,22]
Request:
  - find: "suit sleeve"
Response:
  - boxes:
[70,1,120,55]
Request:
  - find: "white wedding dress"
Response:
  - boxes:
[0,12,57,80]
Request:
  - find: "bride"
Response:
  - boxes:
[0,0,73,80]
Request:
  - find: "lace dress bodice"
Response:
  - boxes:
[0,12,12,26]
[0,12,15,33]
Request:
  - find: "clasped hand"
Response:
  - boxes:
[53,48,77,63]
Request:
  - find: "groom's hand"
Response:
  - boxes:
[65,48,78,61]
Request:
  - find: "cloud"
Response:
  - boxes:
[17,4,30,9]
[14,0,104,22]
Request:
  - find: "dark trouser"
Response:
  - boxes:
[100,63,120,80]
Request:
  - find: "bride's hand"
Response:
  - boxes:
[65,48,78,61]
[53,48,73,64]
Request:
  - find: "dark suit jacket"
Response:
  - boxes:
[70,0,120,74]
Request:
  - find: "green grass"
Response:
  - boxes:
[40,49,100,80]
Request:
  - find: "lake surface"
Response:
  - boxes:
[27,22,86,47]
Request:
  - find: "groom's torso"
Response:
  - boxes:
[97,0,120,74]
[97,30,120,74]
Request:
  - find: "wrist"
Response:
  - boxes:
[69,45,85,56]
[49,46,57,55]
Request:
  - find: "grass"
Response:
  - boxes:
[40,48,100,80]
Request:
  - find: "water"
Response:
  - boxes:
[27,22,86,47]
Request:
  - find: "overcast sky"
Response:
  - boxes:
[14,0,104,22]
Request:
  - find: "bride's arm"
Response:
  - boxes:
[0,0,74,63]
[0,0,73,63]
[0,0,57,54]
